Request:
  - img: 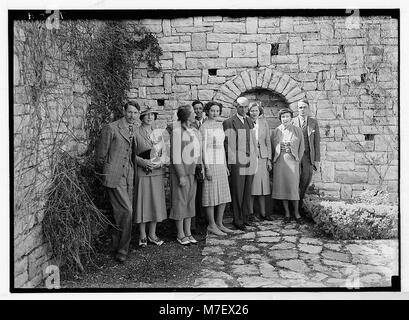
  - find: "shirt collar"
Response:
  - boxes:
[236,113,245,123]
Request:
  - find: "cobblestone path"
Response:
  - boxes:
[193,216,399,288]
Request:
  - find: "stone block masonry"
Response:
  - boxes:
[134,15,398,202]
[14,14,399,288]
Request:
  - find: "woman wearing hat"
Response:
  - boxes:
[271,108,305,223]
[134,106,168,247]
[247,102,274,222]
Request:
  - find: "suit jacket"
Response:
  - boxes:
[191,116,207,130]
[96,117,137,188]
[292,116,321,164]
[271,124,305,163]
[223,114,258,171]
[134,126,166,177]
[170,123,201,179]
[254,118,272,160]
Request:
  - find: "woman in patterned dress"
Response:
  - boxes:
[271,108,305,223]
[200,101,233,236]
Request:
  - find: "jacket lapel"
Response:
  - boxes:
[118,117,131,143]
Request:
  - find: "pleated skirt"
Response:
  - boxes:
[202,164,231,207]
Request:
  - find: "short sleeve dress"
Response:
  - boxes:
[200,120,231,207]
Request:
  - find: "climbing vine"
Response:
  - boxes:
[14,17,162,276]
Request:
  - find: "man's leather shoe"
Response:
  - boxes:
[233,223,246,231]
[244,221,255,227]
[115,253,127,263]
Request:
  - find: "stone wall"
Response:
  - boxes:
[131,15,398,202]
[13,14,399,288]
[14,22,89,288]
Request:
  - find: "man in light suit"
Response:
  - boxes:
[293,99,321,213]
[223,97,258,231]
[96,100,140,263]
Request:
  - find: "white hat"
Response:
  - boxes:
[236,96,249,107]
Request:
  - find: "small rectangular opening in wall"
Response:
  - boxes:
[208,69,217,76]
[364,134,375,141]
[361,73,368,83]
[271,43,279,56]
[157,99,165,106]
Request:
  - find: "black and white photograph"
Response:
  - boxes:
[8,2,404,296]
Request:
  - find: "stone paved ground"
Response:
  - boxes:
[193,216,398,288]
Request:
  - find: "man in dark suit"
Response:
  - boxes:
[96,100,141,263]
[293,98,321,214]
[190,100,206,233]
[223,97,258,231]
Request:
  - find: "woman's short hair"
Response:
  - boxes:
[204,101,223,116]
[247,102,264,117]
[278,108,294,121]
[124,100,140,111]
[177,105,193,123]
[192,100,203,107]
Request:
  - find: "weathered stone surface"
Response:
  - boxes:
[202,246,224,255]
[226,58,258,68]
[186,58,226,69]
[299,244,322,254]
[277,259,311,273]
[231,264,260,276]
[271,242,296,250]
[322,250,351,263]
[281,229,300,236]
[237,276,277,287]
[257,230,280,237]
[269,249,298,260]
[194,278,229,287]
[202,256,225,265]
[238,232,256,240]
[192,33,207,51]
[258,236,281,243]
[279,270,307,280]
[218,43,232,57]
[241,245,259,252]
[214,22,246,33]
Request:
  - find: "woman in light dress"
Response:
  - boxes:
[247,102,274,221]
[200,101,233,236]
[271,108,305,223]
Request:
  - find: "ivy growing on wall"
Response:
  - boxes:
[14,18,162,276]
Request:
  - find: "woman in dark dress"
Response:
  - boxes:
[169,105,202,245]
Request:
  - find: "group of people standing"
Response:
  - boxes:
[96,97,320,263]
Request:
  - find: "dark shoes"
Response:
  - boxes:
[283,216,292,223]
[295,216,307,224]
[260,214,274,221]
[115,252,127,263]
[233,223,247,231]
[249,215,261,223]
[244,221,255,227]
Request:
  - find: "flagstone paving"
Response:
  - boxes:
[193,216,399,288]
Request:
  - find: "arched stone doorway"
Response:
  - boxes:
[212,67,306,125]
[240,88,289,129]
